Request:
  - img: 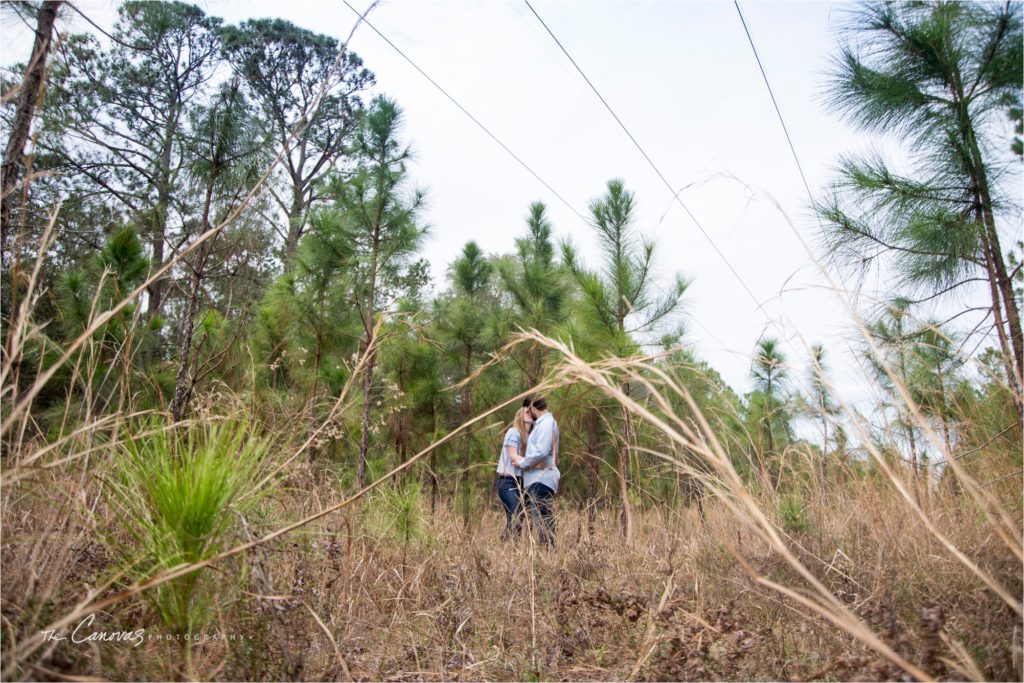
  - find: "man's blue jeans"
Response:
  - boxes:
[526,482,556,547]
[495,476,525,540]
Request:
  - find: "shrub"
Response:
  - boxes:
[105,418,272,656]
[778,493,811,534]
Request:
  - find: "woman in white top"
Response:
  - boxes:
[495,397,533,540]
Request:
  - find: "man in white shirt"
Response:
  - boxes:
[516,395,559,546]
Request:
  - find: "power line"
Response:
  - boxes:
[733,1,846,278]
[523,0,836,392]
[733,1,818,211]
[343,1,791,367]
[341,0,587,222]
[522,0,770,318]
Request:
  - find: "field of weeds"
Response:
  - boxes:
[3,434,1020,681]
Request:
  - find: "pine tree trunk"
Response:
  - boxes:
[146,103,180,327]
[765,376,777,488]
[170,184,214,421]
[356,195,382,488]
[586,408,600,534]
[619,384,634,541]
[820,391,828,458]
[969,136,1023,394]
[283,186,305,264]
[428,408,438,514]
[429,448,437,515]
[1,0,60,264]
[898,340,920,470]
[460,345,473,523]
[981,245,1020,412]
[171,269,202,421]
[956,90,1023,422]
[980,212,1024,419]
[356,347,377,487]
[820,407,828,482]
[528,344,542,386]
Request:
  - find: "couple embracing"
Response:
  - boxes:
[494,395,559,546]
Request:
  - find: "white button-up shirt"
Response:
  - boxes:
[520,412,560,493]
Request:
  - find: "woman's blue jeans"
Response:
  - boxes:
[495,476,525,540]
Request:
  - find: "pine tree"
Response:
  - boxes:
[436,241,495,522]
[45,1,225,323]
[1,0,61,263]
[807,343,839,458]
[564,178,690,539]
[171,80,262,420]
[496,202,569,385]
[750,337,790,487]
[905,324,968,460]
[865,299,923,470]
[819,1,1024,420]
[328,96,427,487]
[220,18,374,260]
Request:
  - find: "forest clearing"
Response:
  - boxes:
[1,1,1021,681]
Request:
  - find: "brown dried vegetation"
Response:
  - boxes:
[2,444,1020,681]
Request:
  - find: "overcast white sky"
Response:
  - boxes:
[4,0,1018,430]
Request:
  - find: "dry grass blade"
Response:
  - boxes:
[1,202,58,392]
[512,328,951,681]
[302,600,352,682]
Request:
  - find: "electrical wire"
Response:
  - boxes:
[733,0,839,270]
[342,0,588,222]
[344,1,803,375]
[733,1,818,213]
[523,0,771,318]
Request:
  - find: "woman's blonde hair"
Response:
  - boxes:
[512,406,529,447]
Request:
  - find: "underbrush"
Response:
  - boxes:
[2,438,1020,682]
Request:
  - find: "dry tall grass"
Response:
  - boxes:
[2,433,1020,681]
[0,329,1020,681]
